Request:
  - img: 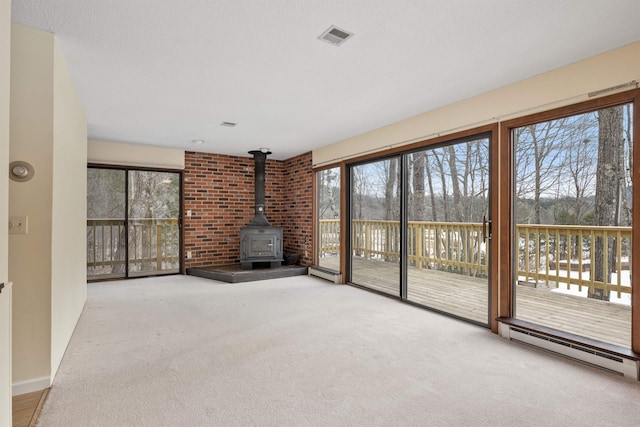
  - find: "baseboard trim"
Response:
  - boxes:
[498,321,639,380]
[12,376,51,396]
[308,266,342,283]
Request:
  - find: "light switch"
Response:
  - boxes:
[9,216,28,234]
[187,209,192,217]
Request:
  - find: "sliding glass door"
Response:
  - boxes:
[127,170,181,276]
[350,157,401,296]
[347,133,492,326]
[87,168,127,279]
[87,167,181,280]
[406,137,490,324]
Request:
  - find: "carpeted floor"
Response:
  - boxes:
[38,275,640,426]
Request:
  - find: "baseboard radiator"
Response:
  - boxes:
[308,267,342,284]
[499,322,639,380]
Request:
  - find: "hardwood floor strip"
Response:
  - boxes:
[12,389,49,427]
[29,388,49,427]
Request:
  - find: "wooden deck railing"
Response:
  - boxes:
[319,219,632,296]
[517,224,631,297]
[87,218,180,277]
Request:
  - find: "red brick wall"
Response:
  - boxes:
[282,152,314,265]
[183,151,312,269]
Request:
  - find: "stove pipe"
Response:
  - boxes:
[248,149,271,226]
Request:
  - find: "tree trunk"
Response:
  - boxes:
[384,159,398,260]
[533,133,542,224]
[413,152,426,220]
[592,106,623,301]
[434,153,450,222]
[447,145,463,222]
[385,160,397,221]
[425,156,437,222]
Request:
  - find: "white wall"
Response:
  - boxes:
[0,0,12,424]
[88,139,185,169]
[9,23,53,393]
[313,41,640,166]
[9,24,87,394]
[50,39,87,378]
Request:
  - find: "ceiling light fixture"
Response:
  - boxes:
[192,139,204,145]
[260,147,270,153]
[220,121,237,127]
[318,25,353,46]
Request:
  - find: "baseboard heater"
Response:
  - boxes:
[308,266,342,284]
[499,322,639,380]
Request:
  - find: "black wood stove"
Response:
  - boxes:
[240,150,283,270]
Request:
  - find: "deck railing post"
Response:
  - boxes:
[156,223,163,271]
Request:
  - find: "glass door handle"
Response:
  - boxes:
[482,215,491,243]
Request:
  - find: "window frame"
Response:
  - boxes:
[499,88,640,355]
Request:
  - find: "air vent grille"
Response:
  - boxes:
[318,25,353,46]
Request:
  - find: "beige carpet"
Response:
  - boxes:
[38,275,640,426]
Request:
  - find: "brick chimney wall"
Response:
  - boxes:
[183,151,312,269]
[282,152,313,266]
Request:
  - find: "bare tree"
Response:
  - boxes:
[620,104,633,226]
[318,167,340,220]
[425,155,438,221]
[529,121,568,223]
[384,158,399,221]
[447,145,463,222]
[558,113,599,227]
[410,152,426,220]
[592,105,624,301]
[432,151,450,222]
[351,166,366,220]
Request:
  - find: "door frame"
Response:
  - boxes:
[498,89,640,350]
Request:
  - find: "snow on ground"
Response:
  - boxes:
[523,269,631,306]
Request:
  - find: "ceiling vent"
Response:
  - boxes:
[318,25,353,46]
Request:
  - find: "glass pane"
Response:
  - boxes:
[406,139,490,324]
[514,104,633,348]
[87,168,126,279]
[317,167,341,271]
[350,158,401,296]
[128,171,180,276]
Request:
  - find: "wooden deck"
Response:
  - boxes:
[319,256,631,348]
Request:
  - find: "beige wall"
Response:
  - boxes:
[9,24,54,391]
[0,0,12,424]
[88,139,185,169]
[50,39,87,377]
[313,41,640,166]
[9,24,87,393]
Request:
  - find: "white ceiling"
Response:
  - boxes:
[11,0,640,160]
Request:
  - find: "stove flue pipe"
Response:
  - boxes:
[248,149,272,226]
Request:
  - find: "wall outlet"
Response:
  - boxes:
[9,216,28,234]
